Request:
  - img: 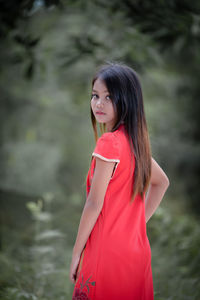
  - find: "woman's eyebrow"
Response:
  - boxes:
[92,89,109,93]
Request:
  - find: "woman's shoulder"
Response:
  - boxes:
[97,132,118,149]
[98,130,122,146]
[92,124,129,161]
[93,130,121,161]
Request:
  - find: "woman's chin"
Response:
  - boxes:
[95,116,106,123]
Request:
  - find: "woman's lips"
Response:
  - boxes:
[96,111,105,115]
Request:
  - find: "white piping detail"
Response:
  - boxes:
[92,152,120,179]
[92,153,120,163]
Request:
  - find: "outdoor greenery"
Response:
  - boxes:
[0,1,199,299]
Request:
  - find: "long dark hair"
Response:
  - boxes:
[90,62,152,203]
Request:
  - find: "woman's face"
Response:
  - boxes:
[91,78,117,132]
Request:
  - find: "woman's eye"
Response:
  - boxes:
[91,94,98,99]
[106,95,111,100]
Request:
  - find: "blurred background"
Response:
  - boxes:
[0,1,200,299]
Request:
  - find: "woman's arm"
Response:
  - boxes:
[145,157,170,223]
[69,158,116,283]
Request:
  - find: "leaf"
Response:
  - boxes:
[35,212,52,222]
[35,229,65,241]
[28,37,40,47]
[30,245,55,255]
[25,61,34,79]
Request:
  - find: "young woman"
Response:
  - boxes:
[69,62,169,300]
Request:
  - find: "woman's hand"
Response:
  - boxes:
[69,253,81,284]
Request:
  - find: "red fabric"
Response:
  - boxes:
[92,131,120,161]
[72,123,154,300]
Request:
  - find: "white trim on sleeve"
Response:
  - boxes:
[92,152,120,163]
[92,152,120,179]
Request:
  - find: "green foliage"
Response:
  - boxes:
[1,196,199,300]
[149,205,200,300]
[0,192,73,300]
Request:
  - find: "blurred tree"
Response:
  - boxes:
[0,0,200,213]
[0,0,62,79]
[0,0,62,38]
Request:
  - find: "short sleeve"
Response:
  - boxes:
[92,132,120,163]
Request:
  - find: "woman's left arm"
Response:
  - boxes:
[145,157,170,223]
[69,158,117,284]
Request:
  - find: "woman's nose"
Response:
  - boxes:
[96,98,104,107]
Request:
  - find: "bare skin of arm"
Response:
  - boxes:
[145,157,170,223]
[69,157,116,284]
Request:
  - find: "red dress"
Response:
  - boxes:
[72,123,154,300]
